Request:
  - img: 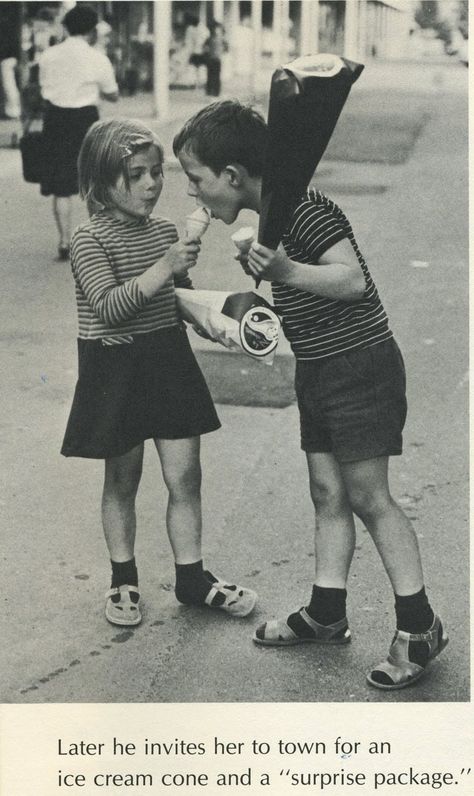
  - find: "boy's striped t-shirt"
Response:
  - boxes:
[273,189,392,360]
[71,213,191,341]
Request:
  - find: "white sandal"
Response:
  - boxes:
[204,577,257,617]
[105,585,142,626]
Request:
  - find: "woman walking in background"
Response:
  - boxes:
[38,4,118,260]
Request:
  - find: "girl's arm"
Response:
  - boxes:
[72,231,199,326]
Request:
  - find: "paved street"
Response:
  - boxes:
[0,57,469,703]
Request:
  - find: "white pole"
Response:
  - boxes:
[251,0,262,94]
[272,0,283,67]
[213,0,224,24]
[344,0,359,60]
[358,0,368,60]
[300,0,318,56]
[153,0,171,121]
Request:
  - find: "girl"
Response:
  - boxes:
[61,118,257,626]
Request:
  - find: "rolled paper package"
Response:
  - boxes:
[258,53,364,250]
[175,288,280,364]
[185,206,211,239]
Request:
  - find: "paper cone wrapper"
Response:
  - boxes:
[175,289,280,364]
[259,53,364,249]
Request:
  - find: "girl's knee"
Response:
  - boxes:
[163,461,202,497]
[104,458,142,500]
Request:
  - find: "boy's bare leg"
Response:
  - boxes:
[340,455,424,595]
[306,451,356,588]
[102,443,144,561]
[155,436,202,564]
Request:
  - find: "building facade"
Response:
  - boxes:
[16,1,415,116]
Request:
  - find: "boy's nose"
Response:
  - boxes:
[187,182,198,197]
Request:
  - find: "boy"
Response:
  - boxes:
[173,101,448,690]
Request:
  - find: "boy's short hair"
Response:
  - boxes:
[78,119,164,209]
[64,5,98,36]
[173,100,267,177]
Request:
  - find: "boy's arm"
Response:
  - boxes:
[246,238,366,302]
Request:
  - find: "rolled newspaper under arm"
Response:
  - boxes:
[175,288,280,365]
[259,53,364,250]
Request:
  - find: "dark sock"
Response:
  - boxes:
[175,560,225,606]
[306,585,347,626]
[395,587,435,634]
[110,558,139,604]
[111,557,138,588]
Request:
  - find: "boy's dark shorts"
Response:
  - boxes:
[295,338,407,462]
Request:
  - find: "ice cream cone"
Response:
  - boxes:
[185,207,211,239]
[231,226,255,253]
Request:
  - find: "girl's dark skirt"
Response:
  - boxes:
[61,326,221,459]
[40,102,99,197]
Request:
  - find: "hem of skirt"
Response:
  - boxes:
[61,422,221,459]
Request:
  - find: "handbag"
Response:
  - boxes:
[19,118,45,184]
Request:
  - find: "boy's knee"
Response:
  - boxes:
[309,478,347,515]
[348,488,392,522]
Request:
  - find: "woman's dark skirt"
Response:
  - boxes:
[40,102,99,197]
[61,326,221,459]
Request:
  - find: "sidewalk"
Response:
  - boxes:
[1,54,464,151]
[0,53,468,703]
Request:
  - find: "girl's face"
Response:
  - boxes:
[107,145,163,223]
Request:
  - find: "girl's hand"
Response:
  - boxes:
[247,242,291,282]
[163,238,201,278]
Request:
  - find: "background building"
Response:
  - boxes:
[3,1,467,120]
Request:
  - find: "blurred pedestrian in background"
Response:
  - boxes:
[38,4,118,261]
[0,2,22,119]
[203,21,228,97]
[184,13,209,88]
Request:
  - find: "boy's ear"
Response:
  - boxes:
[223,164,248,187]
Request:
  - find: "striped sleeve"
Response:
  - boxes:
[71,230,149,327]
[289,197,348,261]
[174,271,193,290]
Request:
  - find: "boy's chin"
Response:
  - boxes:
[212,209,238,225]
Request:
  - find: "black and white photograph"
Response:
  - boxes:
[0,0,471,792]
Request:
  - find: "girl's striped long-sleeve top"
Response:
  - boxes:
[70,213,191,342]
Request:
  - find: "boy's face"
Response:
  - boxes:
[178,149,242,225]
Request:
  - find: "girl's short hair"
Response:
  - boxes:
[78,119,164,209]
[173,100,267,177]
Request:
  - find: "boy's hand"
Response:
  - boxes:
[163,239,201,278]
[247,242,291,282]
[234,250,252,277]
